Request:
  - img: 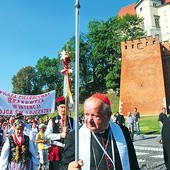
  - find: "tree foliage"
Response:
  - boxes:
[86,14,145,93]
[12,66,41,94]
[35,56,63,95]
[11,14,145,100]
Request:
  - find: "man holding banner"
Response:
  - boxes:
[45,96,74,170]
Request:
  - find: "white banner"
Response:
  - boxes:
[0,90,56,116]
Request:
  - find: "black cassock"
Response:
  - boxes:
[162,117,170,169]
[59,125,139,170]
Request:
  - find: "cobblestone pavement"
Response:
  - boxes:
[133,134,167,170]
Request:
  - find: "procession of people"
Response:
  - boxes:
[0,93,140,170]
[0,93,170,170]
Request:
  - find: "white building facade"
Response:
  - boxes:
[135,0,170,41]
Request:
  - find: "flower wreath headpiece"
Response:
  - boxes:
[14,119,25,129]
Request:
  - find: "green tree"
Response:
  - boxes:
[87,14,145,92]
[105,14,145,90]
[11,14,145,99]
[35,56,63,95]
[12,66,41,94]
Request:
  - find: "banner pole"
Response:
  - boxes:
[75,0,80,161]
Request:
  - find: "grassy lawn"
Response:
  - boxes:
[140,115,160,134]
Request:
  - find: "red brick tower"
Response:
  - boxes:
[120,35,170,116]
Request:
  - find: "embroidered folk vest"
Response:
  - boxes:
[8,135,32,163]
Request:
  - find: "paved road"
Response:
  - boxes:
[133,134,167,170]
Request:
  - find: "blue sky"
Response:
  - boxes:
[0,0,136,93]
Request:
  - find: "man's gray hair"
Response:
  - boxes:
[100,102,112,117]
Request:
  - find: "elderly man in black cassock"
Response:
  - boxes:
[59,93,139,170]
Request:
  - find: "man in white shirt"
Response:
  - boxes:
[45,96,74,170]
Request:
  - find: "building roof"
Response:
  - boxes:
[118,3,136,17]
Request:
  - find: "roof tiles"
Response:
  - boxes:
[118,3,136,17]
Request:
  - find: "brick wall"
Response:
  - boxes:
[120,35,170,116]
[162,41,170,111]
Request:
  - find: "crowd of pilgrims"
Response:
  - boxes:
[0,113,85,170]
[0,115,49,146]
[0,110,136,170]
[0,114,51,170]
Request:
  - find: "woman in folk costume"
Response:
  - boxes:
[60,93,139,170]
[0,119,39,170]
